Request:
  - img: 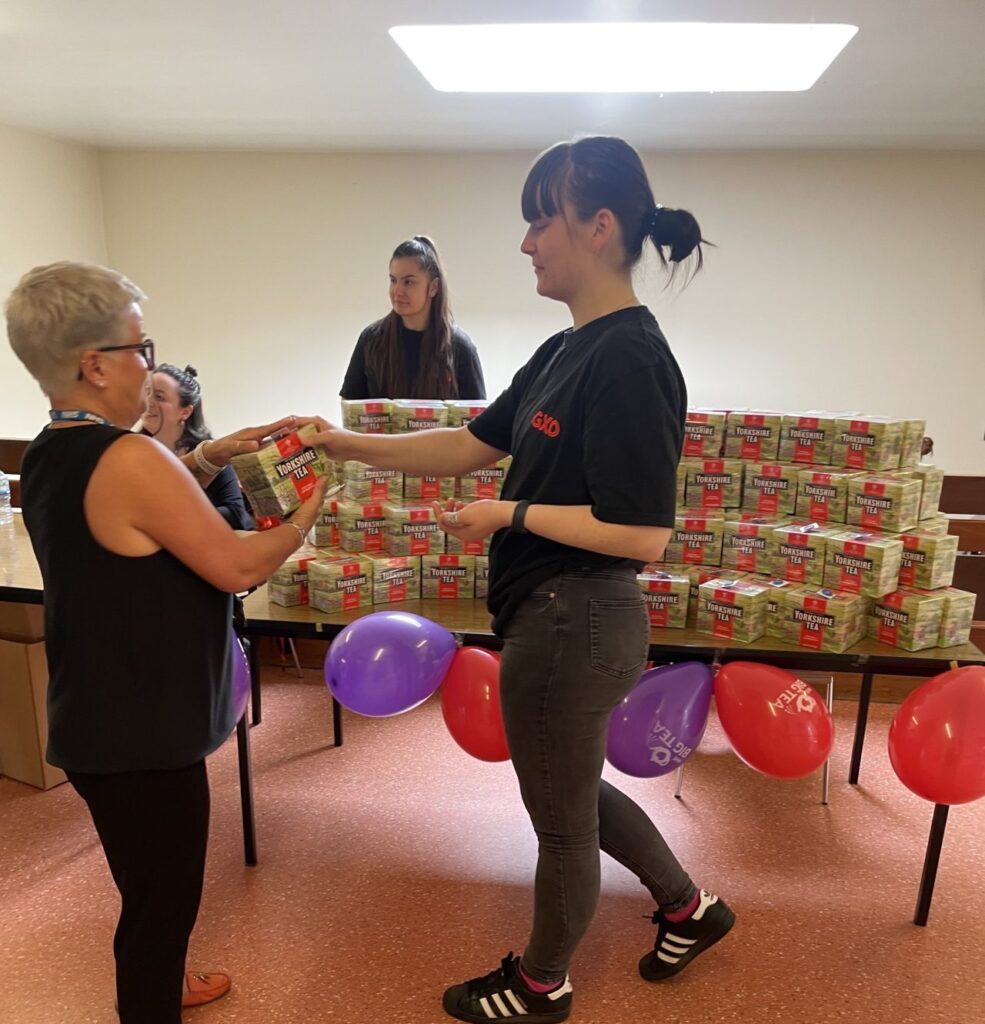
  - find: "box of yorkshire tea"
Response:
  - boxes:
[847,475,921,535]
[695,578,769,644]
[232,424,338,519]
[742,462,799,517]
[769,522,835,586]
[932,587,977,648]
[823,531,903,598]
[369,554,421,605]
[722,515,788,574]
[637,570,690,629]
[795,468,860,524]
[683,458,743,510]
[898,418,927,470]
[778,413,837,465]
[336,499,386,554]
[340,399,393,434]
[682,409,727,459]
[456,457,512,500]
[391,400,449,433]
[311,496,340,549]
[383,502,445,557]
[421,554,476,599]
[832,417,904,472]
[898,530,958,590]
[868,589,946,652]
[781,586,868,653]
[724,411,782,462]
[445,400,490,428]
[342,461,403,503]
[663,512,725,566]
[308,555,374,614]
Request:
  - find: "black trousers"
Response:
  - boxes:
[68,760,210,1024]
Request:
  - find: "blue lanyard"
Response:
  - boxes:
[49,410,114,426]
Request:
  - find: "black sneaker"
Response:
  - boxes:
[639,890,735,982]
[443,952,573,1023]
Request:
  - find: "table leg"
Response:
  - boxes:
[849,671,874,784]
[914,803,949,926]
[236,712,258,867]
[332,697,344,747]
[822,676,834,805]
[248,634,262,727]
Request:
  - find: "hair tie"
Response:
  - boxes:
[648,204,666,234]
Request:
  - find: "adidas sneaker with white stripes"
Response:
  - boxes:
[443,952,573,1023]
[639,889,735,982]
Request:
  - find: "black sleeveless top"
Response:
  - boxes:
[21,424,234,773]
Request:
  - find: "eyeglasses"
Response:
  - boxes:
[77,338,156,381]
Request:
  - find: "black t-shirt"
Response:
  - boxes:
[468,306,686,634]
[340,320,486,400]
[205,464,255,531]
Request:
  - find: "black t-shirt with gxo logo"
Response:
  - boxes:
[468,306,687,634]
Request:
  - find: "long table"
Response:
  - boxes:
[5,515,985,923]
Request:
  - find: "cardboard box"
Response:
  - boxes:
[403,474,456,501]
[695,578,769,643]
[456,457,512,500]
[868,589,946,652]
[824,531,904,598]
[847,475,921,534]
[340,398,393,434]
[933,587,977,647]
[769,522,835,586]
[308,555,374,613]
[310,497,340,549]
[682,409,726,459]
[368,554,421,604]
[898,530,958,590]
[0,638,66,789]
[779,413,837,465]
[422,554,476,599]
[445,400,490,427]
[898,418,927,469]
[342,461,403,502]
[391,400,449,433]
[664,512,725,566]
[475,555,490,599]
[232,424,338,519]
[337,499,387,554]
[781,585,868,653]
[0,602,45,643]
[795,468,860,524]
[684,458,743,509]
[746,576,798,638]
[723,515,789,574]
[268,547,327,606]
[742,462,799,516]
[383,502,445,556]
[724,411,782,462]
[832,417,904,472]
[637,570,690,628]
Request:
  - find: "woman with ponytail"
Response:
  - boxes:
[312,137,731,1023]
[341,235,486,400]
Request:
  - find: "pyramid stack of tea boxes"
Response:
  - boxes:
[268,399,503,611]
[641,410,975,651]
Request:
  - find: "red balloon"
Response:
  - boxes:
[888,666,985,805]
[714,662,834,779]
[440,647,510,763]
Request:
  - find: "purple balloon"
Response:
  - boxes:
[231,631,251,722]
[325,612,456,717]
[607,662,713,778]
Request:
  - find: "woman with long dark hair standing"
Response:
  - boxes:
[341,235,486,400]
[315,137,732,1023]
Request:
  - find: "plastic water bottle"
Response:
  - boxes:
[0,471,13,525]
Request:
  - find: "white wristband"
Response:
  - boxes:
[193,440,222,476]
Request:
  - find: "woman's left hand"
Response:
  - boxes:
[203,415,328,467]
[432,498,515,542]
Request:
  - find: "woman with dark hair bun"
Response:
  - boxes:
[141,363,254,531]
[312,136,730,1023]
[340,235,486,400]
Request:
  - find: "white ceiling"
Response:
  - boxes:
[0,0,983,151]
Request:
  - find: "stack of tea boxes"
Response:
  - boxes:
[267,399,503,613]
[640,410,975,651]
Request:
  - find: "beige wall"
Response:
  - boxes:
[0,123,107,437]
[6,140,984,473]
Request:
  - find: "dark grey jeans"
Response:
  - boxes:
[500,567,697,982]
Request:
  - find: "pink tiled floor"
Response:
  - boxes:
[1,671,984,1024]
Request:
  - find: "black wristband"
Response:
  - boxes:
[511,500,531,534]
